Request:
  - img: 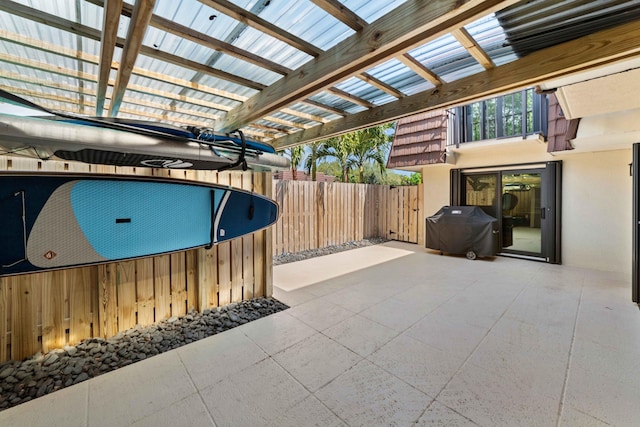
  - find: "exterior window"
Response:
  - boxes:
[456,89,546,145]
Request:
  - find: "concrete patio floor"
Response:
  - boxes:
[1,241,639,426]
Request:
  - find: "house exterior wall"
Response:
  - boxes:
[421,140,632,275]
[559,149,631,273]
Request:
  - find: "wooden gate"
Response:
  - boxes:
[387,185,423,244]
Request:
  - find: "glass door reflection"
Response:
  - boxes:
[501,172,542,255]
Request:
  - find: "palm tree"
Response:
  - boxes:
[304,141,322,181]
[346,124,392,183]
[315,137,356,182]
[285,145,305,180]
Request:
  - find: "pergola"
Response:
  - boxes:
[1,0,639,150]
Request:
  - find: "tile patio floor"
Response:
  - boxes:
[1,241,639,426]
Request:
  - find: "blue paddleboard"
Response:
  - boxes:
[0,173,278,276]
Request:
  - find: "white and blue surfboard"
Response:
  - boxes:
[0,173,278,276]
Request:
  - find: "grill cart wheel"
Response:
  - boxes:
[466,251,477,260]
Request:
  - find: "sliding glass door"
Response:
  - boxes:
[452,161,561,263]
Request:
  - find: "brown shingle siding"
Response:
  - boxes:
[387,110,448,169]
[547,93,577,152]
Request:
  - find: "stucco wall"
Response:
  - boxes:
[421,140,632,275]
[559,149,632,274]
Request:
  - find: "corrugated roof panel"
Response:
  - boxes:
[213,54,283,86]
[343,0,409,23]
[129,61,198,89]
[464,13,518,67]
[307,92,366,115]
[334,76,397,106]
[257,0,354,51]
[254,118,296,133]
[407,33,493,83]
[288,102,342,121]
[142,28,215,67]
[230,27,312,70]
[183,89,242,110]
[496,0,640,57]
[366,59,435,96]
[137,31,282,87]
[153,0,238,42]
[196,74,258,99]
[270,110,315,127]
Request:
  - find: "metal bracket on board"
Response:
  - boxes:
[217,130,248,172]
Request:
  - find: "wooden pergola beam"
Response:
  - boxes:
[326,87,376,109]
[358,72,406,99]
[271,19,640,148]
[280,108,329,124]
[397,53,443,86]
[199,0,321,57]
[451,26,495,69]
[261,115,312,130]
[96,0,123,116]
[309,0,366,32]
[301,99,348,116]
[219,0,518,132]
[109,0,156,117]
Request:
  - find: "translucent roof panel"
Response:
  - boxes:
[288,102,342,122]
[153,0,238,42]
[229,27,313,70]
[308,92,365,114]
[366,59,436,96]
[255,0,354,51]
[464,13,519,68]
[408,34,480,83]
[334,77,397,107]
[342,0,409,24]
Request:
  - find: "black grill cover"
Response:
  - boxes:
[426,206,499,257]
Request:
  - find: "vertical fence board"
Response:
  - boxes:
[253,174,266,298]
[185,250,198,313]
[11,274,40,359]
[242,172,255,300]
[136,259,155,326]
[195,170,216,311]
[230,173,244,303]
[217,172,232,306]
[69,267,92,344]
[153,255,171,321]
[41,271,65,353]
[263,176,274,298]
[170,253,187,316]
[116,261,137,330]
[97,264,118,339]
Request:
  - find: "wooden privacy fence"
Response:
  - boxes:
[272,180,423,256]
[0,157,272,362]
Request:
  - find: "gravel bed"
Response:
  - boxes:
[273,237,389,265]
[0,297,288,412]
